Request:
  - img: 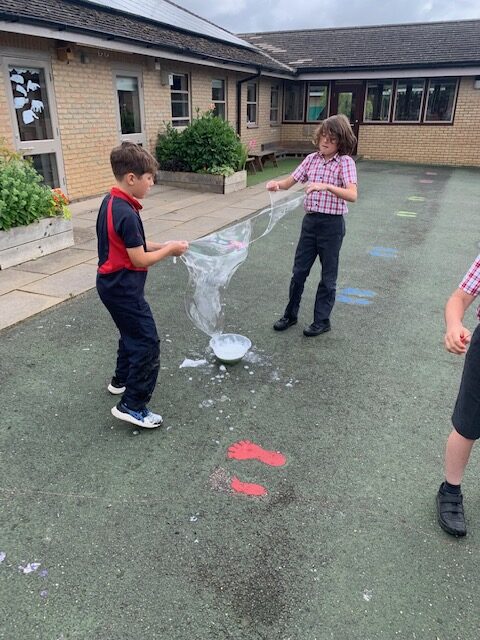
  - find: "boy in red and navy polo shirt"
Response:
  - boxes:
[96,142,188,429]
[437,254,480,536]
[267,114,358,337]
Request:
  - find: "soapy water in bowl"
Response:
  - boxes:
[180,191,304,342]
[209,333,252,364]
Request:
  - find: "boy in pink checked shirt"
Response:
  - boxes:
[266,114,358,337]
[437,254,480,537]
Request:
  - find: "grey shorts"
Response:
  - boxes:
[452,324,480,439]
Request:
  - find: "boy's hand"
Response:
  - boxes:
[266,180,280,191]
[445,324,472,354]
[306,182,328,194]
[166,240,189,257]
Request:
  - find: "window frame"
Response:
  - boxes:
[424,77,459,124]
[306,81,329,123]
[283,81,305,122]
[246,81,258,126]
[170,72,190,128]
[114,70,146,144]
[363,79,393,123]
[270,83,281,125]
[392,78,426,124]
[212,78,226,120]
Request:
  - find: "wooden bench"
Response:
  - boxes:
[249,150,278,172]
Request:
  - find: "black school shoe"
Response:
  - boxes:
[303,321,331,337]
[436,484,467,536]
[273,316,298,331]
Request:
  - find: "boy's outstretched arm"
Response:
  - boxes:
[266,176,297,191]
[444,288,475,354]
[127,240,189,268]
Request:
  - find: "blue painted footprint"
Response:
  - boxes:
[337,287,377,305]
[369,247,398,259]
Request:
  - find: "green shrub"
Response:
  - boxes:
[0,144,70,232]
[155,110,244,176]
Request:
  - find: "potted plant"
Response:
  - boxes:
[155,108,247,194]
[0,144,73,269]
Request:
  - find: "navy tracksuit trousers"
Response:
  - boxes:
[284,212,345,325]
[98,288,160,412]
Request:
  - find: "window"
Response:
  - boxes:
[270,84,280,124]
[284,82,305,121]
[246,82,258,125]
[212,79,226,119]
[307,83,328,121]
[425,78,458,122]
[171,73,190,127]
[364,81,393,122]
[394,79,425,122]
[116,76,142,134]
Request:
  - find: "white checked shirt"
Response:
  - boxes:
[459,254,480,319]
[292,152,357,215]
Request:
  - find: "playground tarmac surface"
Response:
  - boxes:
[2,161,480,639]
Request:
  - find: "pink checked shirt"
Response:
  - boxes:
[292,152,357,215]
[459,254,480,320]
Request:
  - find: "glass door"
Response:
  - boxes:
[115,72,146,146]
[6,59,65,189]
[330,82,365,154]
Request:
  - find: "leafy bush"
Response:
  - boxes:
[155,109,245,176]
[0,144,70,231]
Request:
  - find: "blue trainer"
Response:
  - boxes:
[111,402,163,428]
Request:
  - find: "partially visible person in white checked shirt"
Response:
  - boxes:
[437,254,480,537]
[266,114,358,338]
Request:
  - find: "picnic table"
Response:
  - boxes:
[248,150,278,172]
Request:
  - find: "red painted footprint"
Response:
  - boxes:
[227,440,286,467]
[230,476,267,497]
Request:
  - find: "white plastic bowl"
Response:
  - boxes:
[209,333,252,364]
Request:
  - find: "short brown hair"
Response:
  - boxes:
[110,142,159,179]
[313,114,357,156]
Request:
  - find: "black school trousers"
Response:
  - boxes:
[284,212,345,325]
[97,285,160,412]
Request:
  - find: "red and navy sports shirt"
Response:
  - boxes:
[292,152,357,215]
[96,187,147,296]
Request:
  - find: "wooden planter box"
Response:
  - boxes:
[0,216,74,270]
[157,169,247,194]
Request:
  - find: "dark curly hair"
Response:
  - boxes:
[313,114,357,156]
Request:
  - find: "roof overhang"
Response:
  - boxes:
[0,19,293,76]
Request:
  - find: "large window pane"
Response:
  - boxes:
[270,84,280,123]
[212,79,226,119]
[307,83,328,121]
[29,153,59,188]
[246,82,257,124]
[116,75,141,134]
[284,82,304,121]
[9,66,54,141]
[364,81,393,121]
[425,78,457,122]
[394,79,425,122]
[171,73,190,126]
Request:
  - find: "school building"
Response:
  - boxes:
[1,0,480,200]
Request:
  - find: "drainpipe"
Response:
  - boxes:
[236,70,261,138]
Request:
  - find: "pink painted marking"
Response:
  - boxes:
[419,179,433,183]
[230,476,267,496]
[227,440,286,466]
